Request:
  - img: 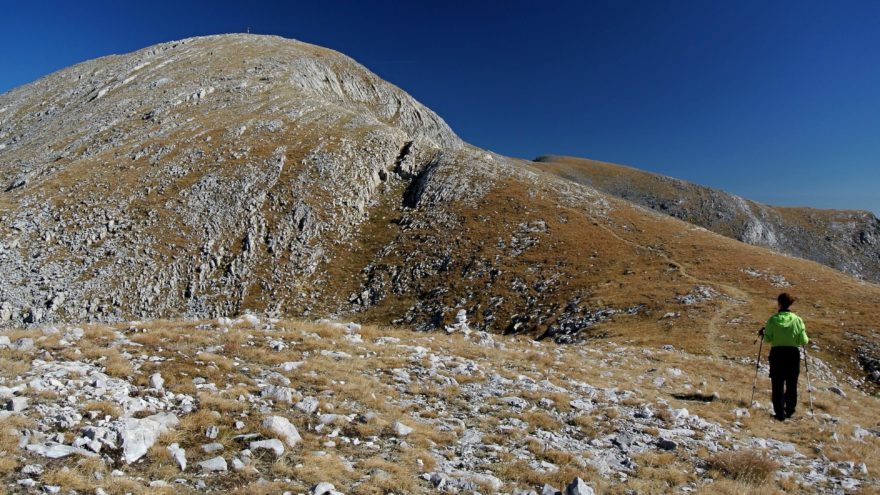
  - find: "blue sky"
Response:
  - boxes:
[2,1,878,214]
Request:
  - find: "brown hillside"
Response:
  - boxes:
[534,155,880,284]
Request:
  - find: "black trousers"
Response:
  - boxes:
[769,346,801,419]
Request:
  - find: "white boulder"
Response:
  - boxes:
[197,456,227,472]
[263,416,301,447]
[249,438,285,457]
[26,443,98,459]
[565,477,595,495]
[167,443,186,471]
[116,412,180,464]
[393,421,414,437]
[149,373,164,391]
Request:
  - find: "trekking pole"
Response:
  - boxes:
[749,330,764,408]
[802,345,815,417]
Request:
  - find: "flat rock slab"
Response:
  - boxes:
[198,456,228,472]
[26,443,98,459]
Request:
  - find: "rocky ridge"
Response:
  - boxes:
[533,156,880,283]
[1,318,877,493]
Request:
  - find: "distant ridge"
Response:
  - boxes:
[534,155,880,283]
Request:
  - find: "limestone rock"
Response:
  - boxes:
[565,477,595,495]
[393,421,414,437]
[296,396,319,415]
[26,443,98,459]
[263,416,301,447]
[542,484,561,495]
[201,442,223,453]
[21,464,44,476]
[166,443,186,471]
[116,412,180,464]
[445,309,471,334]
[249,438,285,457]
[311,482,344,495]
[149,372,164,391]
[197,456,227,472]
[5,397,28,412]
[205,425,220,439]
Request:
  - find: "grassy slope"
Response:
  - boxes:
[329,164,880,388]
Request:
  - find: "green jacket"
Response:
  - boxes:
[764,311,809,347]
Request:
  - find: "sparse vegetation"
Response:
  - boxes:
[0,317,875,493]
[707,450,778,484]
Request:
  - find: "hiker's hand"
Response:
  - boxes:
[757,327,765,337]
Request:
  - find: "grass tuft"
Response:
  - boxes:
[707,450,778,484]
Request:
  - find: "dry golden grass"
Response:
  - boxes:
[228,480,294,495]
[0,417,24,475]
[101,350,133,378]
[405,420,458,450]
[0,415,32,470]
[177,409,225,442]
[100,478,176,495]
[0,356,31,376]
[707,450,778,485]
[283,452,352,487]
[625,451,693,494]
[82,400,122,419]
[197,391,250,415]
[491,459,604,493]
[520,410,562,433]
[354,456,424,494]
[41,466,96,492]
[855,485,880,495]
[693,479,787,495]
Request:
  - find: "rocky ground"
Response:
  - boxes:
[1,317,877,494]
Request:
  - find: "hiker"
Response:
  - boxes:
[757,292,809,421]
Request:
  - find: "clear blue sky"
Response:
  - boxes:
[2,1,878,214]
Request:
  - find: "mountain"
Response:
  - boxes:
[1,34,879,494]
[534,155,880,283]
[1,34,879,386]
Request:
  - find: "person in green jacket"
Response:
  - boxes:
[758,292,809,421]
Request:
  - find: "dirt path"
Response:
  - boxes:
[591,216,751,357]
